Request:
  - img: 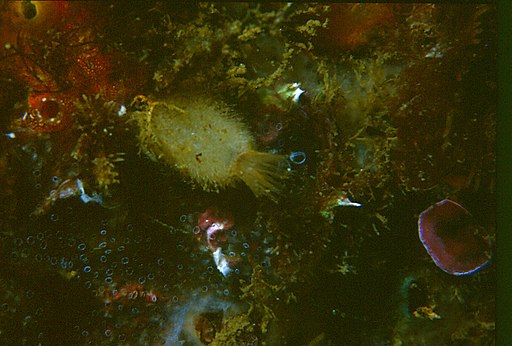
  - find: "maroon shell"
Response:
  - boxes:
[418,199,491,276]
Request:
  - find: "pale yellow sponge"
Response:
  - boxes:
[133,95,285,199]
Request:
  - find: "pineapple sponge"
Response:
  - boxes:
[134,95,285,199]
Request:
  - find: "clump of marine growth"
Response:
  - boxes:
[132,94,285,200]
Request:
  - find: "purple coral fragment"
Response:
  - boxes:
[418,199,491,276]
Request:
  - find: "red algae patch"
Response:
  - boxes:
[418,199,492,276]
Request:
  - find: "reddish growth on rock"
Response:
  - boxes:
[418,199,491,276]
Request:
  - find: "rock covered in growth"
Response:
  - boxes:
[132,94,286,200]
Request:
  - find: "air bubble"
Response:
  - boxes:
[121,257,129,264]
[289,151,307,165]
[26,236,35,245]
[117,245,125,252]
[125,267,134,275]
[50,213,59,222]
[147,272,155,280]
[177,264,183,270]
[193,226,201,234]
[243,242,250,249]
[138,276,146,284]
[223,289,230,296]
[131,307,139,315]
[231,230,237,236]
[51,175,61,184]
[229,251,236,257]
[104,329,112,337]
[157,258,165,266]
[99,256,107,263]
[105,277,113,284]
[84,266,92,273]
[179,215,187,223]
[202,286,208,292]
[104,249,112,255]
[85,281,92,289]
[172,296,179,303]
[105,268,113,276]
[100,229,107,236]
[98,241,107,248]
